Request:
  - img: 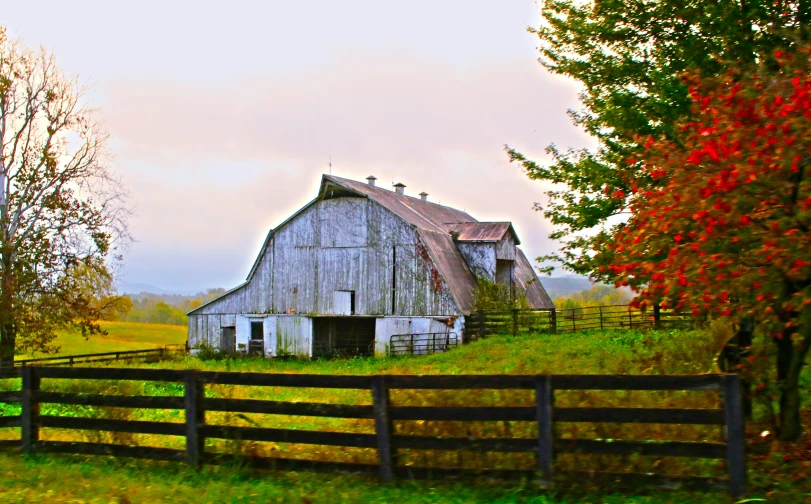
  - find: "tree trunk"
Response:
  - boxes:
[775,326,811,441]
[779,377,803,441]
[0,321,15,367]
[0,257,16,366]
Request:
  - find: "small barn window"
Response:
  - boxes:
[334,290,355,315]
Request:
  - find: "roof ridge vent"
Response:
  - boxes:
[419,192,429,201]
[366,175,377,187]
[393,182,406,196]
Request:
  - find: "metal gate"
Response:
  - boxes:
[388,332,458,357]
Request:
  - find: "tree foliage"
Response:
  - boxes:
[472,277,529,312]
[113,289,227,326]
[509,0,811,279]
[602,48,811,439]
[0,28,128,362]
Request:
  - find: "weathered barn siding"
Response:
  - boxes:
[188,313,235,350]
[458,242,497,281]
[275,316,312,357]
[496,234,516,261]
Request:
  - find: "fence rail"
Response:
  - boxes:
[3,345,186,369]
[0,366,746,496]
[388,332,458,356]
[465,305,691,339]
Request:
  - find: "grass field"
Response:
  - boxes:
[1,324,809,503]
[17,322,187,359]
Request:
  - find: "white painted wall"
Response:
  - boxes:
[264,316,277,357]
[276,316,312,357]
[374,316,464,356]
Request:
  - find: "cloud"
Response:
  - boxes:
[105,52,587,168]
[104,52,594,292]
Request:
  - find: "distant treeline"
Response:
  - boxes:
[103,289,226,326]
[552,285,631,311]
[101,285,629,326]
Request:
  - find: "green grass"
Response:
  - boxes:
[17,321,187,359]
[0,453,699,504]
[0,325,809,502]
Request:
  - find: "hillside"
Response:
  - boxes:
[18,322,187,359]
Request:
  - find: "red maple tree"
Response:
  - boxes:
[601,49,811,440]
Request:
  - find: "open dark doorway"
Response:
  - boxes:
[312,317,376,358]
[249,320,264,355]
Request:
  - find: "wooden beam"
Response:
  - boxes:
[20,367,39,453]
[371,375,394,483]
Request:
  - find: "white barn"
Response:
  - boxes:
[187,174,553,358]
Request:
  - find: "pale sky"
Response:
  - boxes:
[4,0,592,294]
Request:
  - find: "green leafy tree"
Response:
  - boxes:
[508,1,811,279]
[603,49,811,439]
[149,301,173,325]
[472,277,529,312]
[0,28,129,363]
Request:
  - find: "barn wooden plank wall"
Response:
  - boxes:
[0,366,746,496]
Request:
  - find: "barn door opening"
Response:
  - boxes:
[312,317,376,358]
[249,320,264,355]
[220,327,236,354]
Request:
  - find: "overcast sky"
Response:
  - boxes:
[4,0,592,294]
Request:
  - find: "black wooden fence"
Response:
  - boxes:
[0,366,746,496]
[4,345,186,369]
[465,305,691,339]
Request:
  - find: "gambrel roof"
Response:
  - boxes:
[321,175,476,232]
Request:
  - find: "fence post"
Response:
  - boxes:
[21,366,40,453]
[185,372,205,467]
[599,306,603,330]
[535,376,554,487]
[723,374,747,497]
[628,307,633,329]
[550,309,557,333]
[653,304,661,330]
[371,376,394,483]
[513,309,518,336]
[478,310,485,338]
